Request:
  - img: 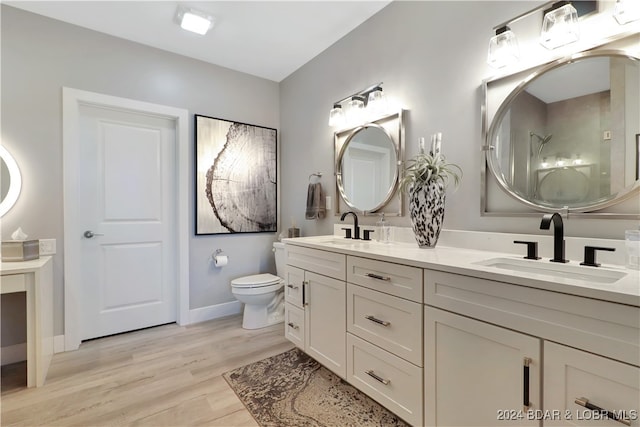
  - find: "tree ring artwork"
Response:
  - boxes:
[196,115,277,234]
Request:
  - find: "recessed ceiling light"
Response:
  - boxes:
[176,6,214,35]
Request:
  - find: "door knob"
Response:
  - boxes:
[83,230,104,238]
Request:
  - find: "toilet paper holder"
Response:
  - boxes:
[213,248,228,259]
[212,249,229,267]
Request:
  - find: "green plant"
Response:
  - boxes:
[399,152,462,193]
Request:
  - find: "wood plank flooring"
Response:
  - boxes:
[1,315,294,426]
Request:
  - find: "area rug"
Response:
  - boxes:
[223,348,409,427]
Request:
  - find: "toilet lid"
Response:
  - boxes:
[231,273,281,288]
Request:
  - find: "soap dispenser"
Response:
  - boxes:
[376,213,391,243]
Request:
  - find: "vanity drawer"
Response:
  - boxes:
[285,266,305,308]
[284,303,305,350]
[425,269,640,366]
[347,333,423,427]
[347,256,422,302]
[347,284,422,366]
[285,245,346,281]
[1,273,26,293]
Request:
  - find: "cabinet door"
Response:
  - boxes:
[285,265,305,308]
[544,341,639,426]
[425,307,541,426]
[306,271,346,378]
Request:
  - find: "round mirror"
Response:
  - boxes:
[336,123,399,212]
[0,146,22,217]
[486,50,639,212]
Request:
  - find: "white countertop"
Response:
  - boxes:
[1,256,52,274]
[283,235,640,307]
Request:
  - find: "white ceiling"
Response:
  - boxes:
[6,1,391,82]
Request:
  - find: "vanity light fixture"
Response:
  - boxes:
[540,2,580,50]
[328,82,387,128]
[328,103,346,127]
[176,6,214,35]
[367,86,388,115]
[613,0,640,24]
[487,26,520,68]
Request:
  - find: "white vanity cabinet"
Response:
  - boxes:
[346,256,424,426]
[284,245,347,378]
[425,269,640,427]
[544,342,639,427]
[425,306,542,426]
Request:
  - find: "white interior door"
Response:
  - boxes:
[78,105,177,340]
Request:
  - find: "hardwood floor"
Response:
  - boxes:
[1,315,294,426]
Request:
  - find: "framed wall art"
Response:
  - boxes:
[195,114,277,235]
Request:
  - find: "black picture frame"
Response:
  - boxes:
[195,114,277,235]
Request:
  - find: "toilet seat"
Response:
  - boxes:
[231,273,281,289]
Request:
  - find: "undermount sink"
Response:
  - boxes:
[475,257,627,284]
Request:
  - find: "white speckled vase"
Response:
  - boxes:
[409,180,445,248]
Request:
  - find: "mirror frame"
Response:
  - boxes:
[0,145,22,217]
[334,110,405,216]
[482,46,640,219]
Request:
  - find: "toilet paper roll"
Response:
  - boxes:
[214,254,228,268]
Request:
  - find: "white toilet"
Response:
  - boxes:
[231,242,285,329]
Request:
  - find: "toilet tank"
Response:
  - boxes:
[273,242,285,278]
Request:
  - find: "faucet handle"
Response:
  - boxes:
[514,241,541,260]
[341,227,352,239]
[580,246,615,267]
[363,229,374,241]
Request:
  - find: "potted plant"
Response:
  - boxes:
[399,143,462,248]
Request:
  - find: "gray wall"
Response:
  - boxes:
[1,5,280,343]
[280,1,639,240]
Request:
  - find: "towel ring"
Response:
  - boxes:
[309,172,322,182]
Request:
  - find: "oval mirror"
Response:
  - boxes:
[335,112,403,215]
[486,50,639,213]
[0,145,22,217]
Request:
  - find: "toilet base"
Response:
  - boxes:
[241,301,284,330]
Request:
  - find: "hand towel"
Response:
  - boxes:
[305,182,326,220]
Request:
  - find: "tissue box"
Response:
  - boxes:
[2,240,40,262]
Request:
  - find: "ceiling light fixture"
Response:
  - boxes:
[176,6,214,35]
[487,26,520,68]
[613,0,640,24]
[328,82,388,128]
[540,1,580,50]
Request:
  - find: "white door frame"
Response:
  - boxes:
[62,87,190,351]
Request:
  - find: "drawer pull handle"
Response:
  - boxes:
[575,397,631,426]
[523,357,531,408]
[365,273,391,281]
[287,284,299,289]
[287,322,299,330]
[365,370,390,385]
[365,315,391,327]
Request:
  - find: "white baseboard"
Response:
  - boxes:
[1,342,26,366]
[189,300,242,324]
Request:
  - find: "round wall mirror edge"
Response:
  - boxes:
[334,110,404,216]
[0,145,22,217]
[484,47,640,217]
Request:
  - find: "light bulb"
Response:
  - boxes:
[540,3,579,50]
[487,27,520,68]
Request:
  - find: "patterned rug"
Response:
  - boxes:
[223,348,409,427]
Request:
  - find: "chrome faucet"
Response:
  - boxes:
[539,213,568,263]
[340,211,360,240]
